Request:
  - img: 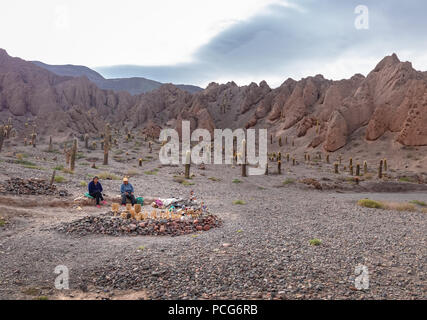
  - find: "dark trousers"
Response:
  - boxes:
[90,191,104,205]
[121,193,136,205]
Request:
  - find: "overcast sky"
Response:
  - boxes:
[1,0,427,88]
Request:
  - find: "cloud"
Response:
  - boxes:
[95,0,427,88]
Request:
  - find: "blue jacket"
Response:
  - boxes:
[88,181,103,194]
[121,183,134,195]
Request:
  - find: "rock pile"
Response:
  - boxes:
[0,178,68,196]
[56,212,221,237]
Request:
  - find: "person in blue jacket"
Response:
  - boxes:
[88,176,105,207]
[121,177,136,206]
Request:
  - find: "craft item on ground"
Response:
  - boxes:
[134,204,141,213]
[112,203,120,213]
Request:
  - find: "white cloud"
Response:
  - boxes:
[0,0,280,66]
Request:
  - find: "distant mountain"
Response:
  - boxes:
[1,48,427,153]
[32,61,202,95]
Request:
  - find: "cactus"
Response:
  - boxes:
[31,132,37,148]
[265,164,269,175]
[103,138,109,165]
[0,125,4,153]
[279,137,282,147]
[326,154,330,164]
[24,138,27,146]
[149,141,152,153]
[363,161,368,175]
[92,141,97,150]
[383,158,388,172]
[349,158,353,168]
[278,152,282,161]
[84,134,89,149]
[139,158,143,167]
[339,155,342,165]
[277,160,282,174]
[378,160,383,179]
[185,150,191,179]
[292,158,296,166]
[350,165,354,176]
[334,162,339,174]
[241,139,247,177]
[270,134,273,145]
[70,138,77,172]
[50,170,56,186]
[103,125,110,165]
[48,136,53,152]
[285,136,288,145]
[64,143,71,165]
[356,163,360,176]
[292,140,295,147]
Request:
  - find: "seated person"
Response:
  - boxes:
[88,176,106,208]
[121,177,136,206]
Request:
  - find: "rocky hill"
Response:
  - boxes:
[32,61,202,95]
[1,48,427,154]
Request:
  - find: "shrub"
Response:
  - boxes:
[409,200,426,207]
[80,181,88,187]
[384,202,416,212]
[233,200,246,205]
[181,180,195,186]
[54,176,66,183]
[144,169,158,175]
[309,239,322,246]
[98,172,120,180]
[283,178,295,185]
[232,179,241,184]
[126,170,139,177]
[16,153,28,160]
[16,159,36,167]
[357,199,384,209]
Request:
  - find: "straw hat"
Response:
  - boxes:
[123,177,129,182]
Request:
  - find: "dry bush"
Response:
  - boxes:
[383,202,416,212]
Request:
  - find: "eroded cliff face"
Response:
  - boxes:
[1,48,427,151]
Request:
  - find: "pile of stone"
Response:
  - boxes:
[56,212,221,237]
[0,178,68,196]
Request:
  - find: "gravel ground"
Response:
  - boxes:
[0,140,426,300]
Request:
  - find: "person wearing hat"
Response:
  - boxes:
[88,176,106,208]
[120,177,136,206]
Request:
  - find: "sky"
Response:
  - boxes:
[1,0,427,88]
